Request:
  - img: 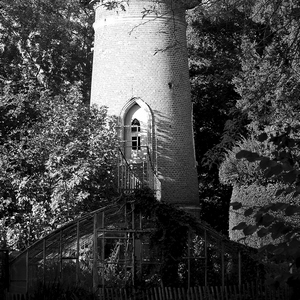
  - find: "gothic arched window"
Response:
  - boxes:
[131,118,141,150]
[131,118,141,132]
[121,100,153,160]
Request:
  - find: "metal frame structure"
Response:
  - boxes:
[8,199,256,295]
[9,202,156,294]
[8,148,260,295]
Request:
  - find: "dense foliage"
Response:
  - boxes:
[122,189,261,288]
[0,0,118,251]
[217,0,300,292]
[0,0,94,102]
[232,131,300,291]
[0,86,118,250]
[187,3,247,235]
[2,0,300,291]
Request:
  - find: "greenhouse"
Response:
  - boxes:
[8,191,260,296]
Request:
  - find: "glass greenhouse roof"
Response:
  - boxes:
[9,199,257,295]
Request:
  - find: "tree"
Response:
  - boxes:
[0,0,94,102]
[218,0,300,293]
[187,2,249,234]
[0,85,118,250]
[219,0,300,242]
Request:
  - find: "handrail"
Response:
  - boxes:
[117,146,161,200]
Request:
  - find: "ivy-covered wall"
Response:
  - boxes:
[220,137,300,248]
[229,183,299,248]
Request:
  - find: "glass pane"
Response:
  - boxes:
[132,136,137,150]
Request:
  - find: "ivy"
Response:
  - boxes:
[234,129,300,287]
[122,188,261,287]
[120,188,199,286]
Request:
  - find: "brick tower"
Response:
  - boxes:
[90,0,200,209]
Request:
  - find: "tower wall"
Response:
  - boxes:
[91,0,199,206]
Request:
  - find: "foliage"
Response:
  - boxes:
[0,86,118,251]
[217,1,300,293]
[9,188,261,293]
[219,134,286,186]
[124,188,193,286]
[0,0,94,101]
[230,0,300,137]
[187,0,300,240]
[187,2,249,234]
[187,5,243,167]
[234,39,300,135]
[232,130,300,287]
[129,189,260,287]
[229,182,300,248]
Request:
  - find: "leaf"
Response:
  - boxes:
[271,202,287,211]
[259,157,271,170]
[255,212,263,224]
[271,135,283,146]
[232,222,247,230]
[275,189,285,197]
[267,160,278,167]
[282,170,297,184]
[260,244,276,253]
[247,153,261,162]
[235,150,260,161]
[282,161,293,171]
[272,246,285,255]
[264,163,283,178]
[261,214,275,227]
[270,164,283,176]
[243,225,257,236]
[288,240,300,256]
[270,222,290,239]
[230,202,242,210]
[244,208,254,217]
[285,205,300,216]
[235,150,250,159]
[257,228,269,237]
[257,132,268,142]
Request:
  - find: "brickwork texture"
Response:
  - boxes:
[90,0,199,206]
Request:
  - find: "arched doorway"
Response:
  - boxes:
[118,98,160,197]
[120,99,154,163]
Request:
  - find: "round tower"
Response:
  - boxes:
[90,0,199,208]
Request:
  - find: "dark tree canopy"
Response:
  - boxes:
[217,0,300,290]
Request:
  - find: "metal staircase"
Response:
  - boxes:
[117,146,161,200]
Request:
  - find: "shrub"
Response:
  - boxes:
[219,136,272,186]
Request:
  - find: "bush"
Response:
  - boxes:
[219,136,271,186]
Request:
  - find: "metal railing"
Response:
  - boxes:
[118,146,161,200]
